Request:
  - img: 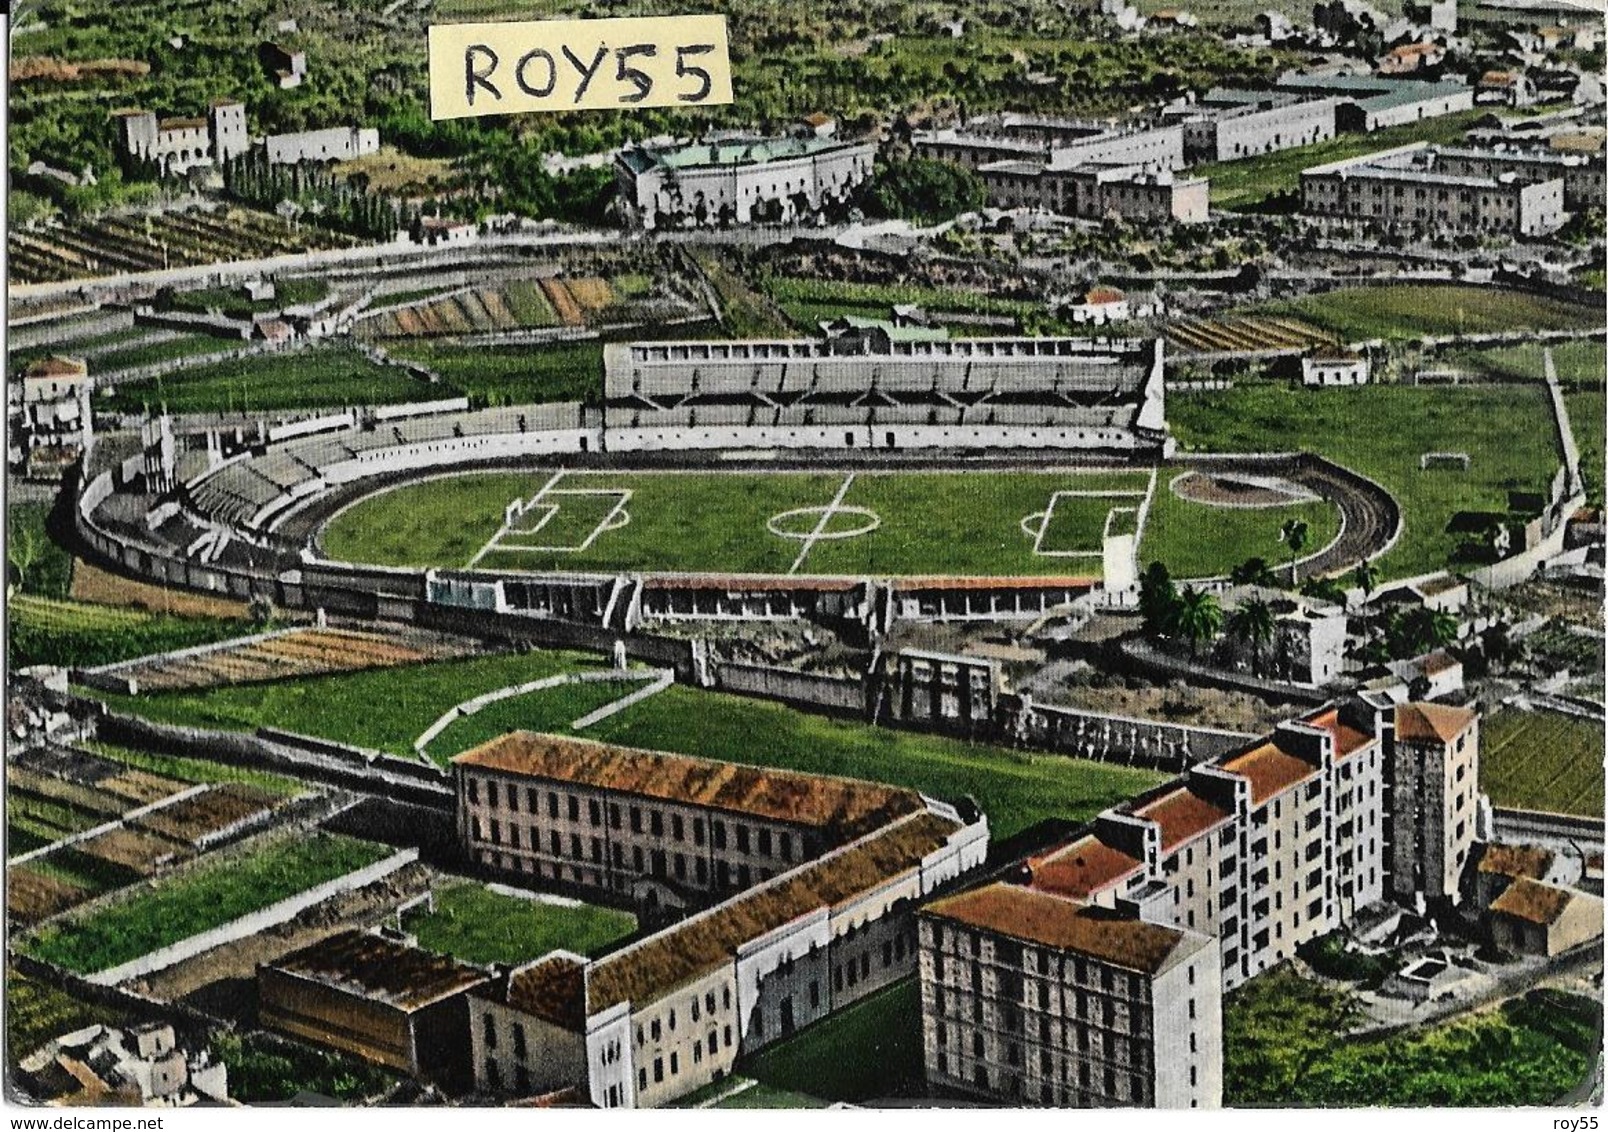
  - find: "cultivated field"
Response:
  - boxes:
[102,347,429,415]
[404,882,637,964]
[9,592,249,669]
[10,208,356,285]
[1481,709,1604,819]
[1166,315,1335,354]
[20,834,389,974]
[106,627,473,694]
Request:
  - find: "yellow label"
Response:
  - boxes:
[428,15,733,119]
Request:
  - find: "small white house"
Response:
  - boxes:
[1302,347,1370,386]
[1069,286,1130,325]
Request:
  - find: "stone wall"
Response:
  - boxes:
[710,661,866,714]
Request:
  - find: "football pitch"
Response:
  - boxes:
[320,467,1164,577]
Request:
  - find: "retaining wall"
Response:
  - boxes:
[710,661,866,714]
[1004,694,1254,772]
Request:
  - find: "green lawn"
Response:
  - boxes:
[322,467,1171,578]
[1251,286,1602,343]
[7,501,73,599]
[91,654,1163,840]
[384,339,604,406]
[10,326,147,371]
[1226,971,1599,1106]
[1567,391,1604,506]
[86,649,607,758]
[9,593,252,670]
[167,277,327,317]
[1446,340,1606,390]
[404,881,636,964]
[91,333,241,373]
[102,348,431,414]
[1142,471,1339,580]
[21,834,389,974]
[81,738,305,798]
[1169,383,1563,579]
[739,978,926,1104]
[1200,109,1490,209]
[1480,709,1604,819]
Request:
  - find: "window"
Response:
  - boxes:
[489,819,501,846]
[736,826,751,853]
[653,1058,663,1084]
[713,821,727,850]
[758,829,772,856]
[512,1023,526,1061]
[568,795,580,821]
[548,793,559,819]
[507,788,519,813]
[527,788,539,812]
[631,807,643,834]
[486,1058,501,1089]
[467,779,479,804]
[609,804,621,830]
[590,799,602,826]
[483,1015,498,1049]
[670,1052,679,1075]
[694,818,705,846]
[672,814,684,840]
[651,1019,661,1040]
[780,832,793,861]
[651,811,664,836]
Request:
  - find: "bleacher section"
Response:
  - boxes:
[182,403,593,532]
[602,336,1169,453]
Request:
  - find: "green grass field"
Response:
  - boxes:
[739,978,926,1104]
[91,654,1163,839]
[102,348,431,414]
[91,333,239,373]
[168,278,327,317]
[1251,286,1602,343]
[1446,340,1606,390]
[1567,391,1604,506]
[384,339,605,406]
[404,882,635,964]
[81,739,305,798]
[22,834,389,974]
[87,649,607,757]
[320,466,1324,581]
[1480,709,1604,819]
[9,593,252,670]
[1170,383,1562,579]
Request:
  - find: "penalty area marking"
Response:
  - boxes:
[1029,486,1148,557]
[488,489,634,554]
[465,469,567,567]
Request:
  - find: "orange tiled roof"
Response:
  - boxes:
[1303,707,1374,761]
[454,732,923,839]
[924,884,1199,974]
[25,356,88,378]
[1084,287,1126,305]
[1028,835,1142,899]
[1218,739,1316,806]
[1478,842,1554,881]
[1135,787,1231,852]
[891,575,1098,592]
[1395,702,1476,744]
[498,954,588,1031]
[1490,877,1575,925]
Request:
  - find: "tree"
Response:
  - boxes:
[1280,519,1310,584]
[7,520,40,594]
[1351,558,1379,597]
[1173,586,1223,658]
[1231,557,1279,588]
[1139,561,1180,636]
[1228,597,1276,670]
[1400,605,1459,656]
[1301,575,1347,605]
[858,157,985,224]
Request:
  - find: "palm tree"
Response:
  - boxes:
[1173,586,1223,658]
[1402,605,1458,655]
[1229,597,1276,671]
[1230,557,1278,588]
[1351,558,1379,598]
[1280,519,1310,585]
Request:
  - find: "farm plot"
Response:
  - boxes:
[101,348,429,415]
[9,207,357,285]
[1166,315,1335,354]
[19,833,391,975]
[104,626,474,694]
[129,783,280,846]
[1480,709,1604,819]
[7,868,94,927]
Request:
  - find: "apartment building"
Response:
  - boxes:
[913,117,1184,174]
[1166,90,1337,163]
[467,805,989,1107]
[1383,701,1481,906]
[453,732,924,910]
[1431,145,1605,212]
[919,885,1221,1108]
[977,160,1210,223]
[1301,144,1567,235]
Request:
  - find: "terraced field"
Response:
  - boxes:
[1166,315,1336,354]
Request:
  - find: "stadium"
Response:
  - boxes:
[76,332,1396,631]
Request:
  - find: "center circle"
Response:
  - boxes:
[767,506,882,541]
